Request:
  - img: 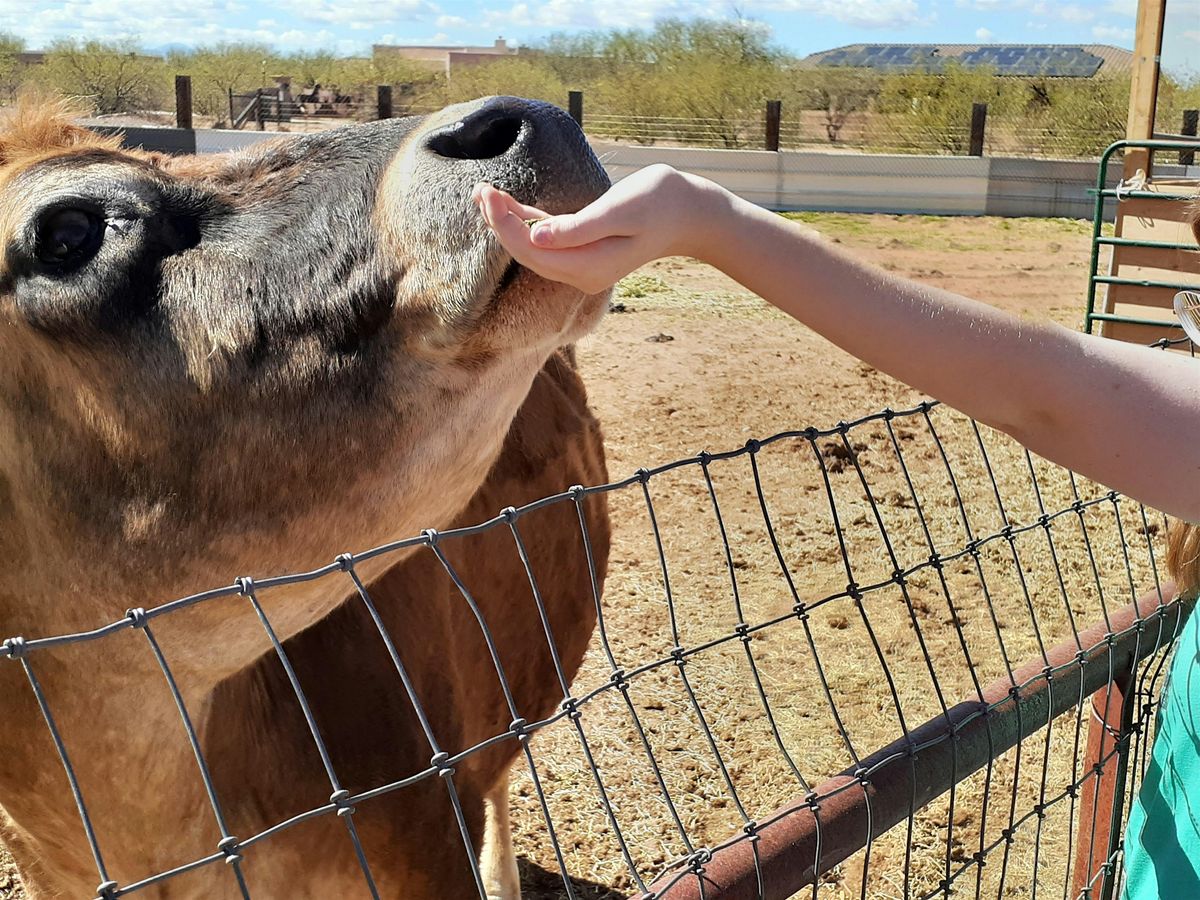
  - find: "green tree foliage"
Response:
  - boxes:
[37,39,170,115]
[1021,75,1129,158]
[168,44,281,119]
[786,66,881,143]
[536,18,784,148]
[433,58,567,106]
[1156,71,1200,137]
[0,32,26,103]
[875,62,1020,153]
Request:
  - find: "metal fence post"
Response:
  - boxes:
[174,75,192,131]
[1181,109,1198,166]
[765,99,782,152]
[377,84,394,120]
[1071,667,1138,900]
[969,102,988,157]
[568,90,583,128]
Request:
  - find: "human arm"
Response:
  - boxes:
[474,168,1200,522]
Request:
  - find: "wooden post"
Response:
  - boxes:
[174,75,193,130]
[1182,109,1198,166]
[1123,0,1168,179]
[228,87,235,128]
[765,99,782,152]
[1071,673,1136,900]
[568,90,583,128]
[969,102,987,157]
[377,84,393,120]
[255,89,265,131]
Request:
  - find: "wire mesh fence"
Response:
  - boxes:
[579,108,1127,160]
[0,369,1191,898]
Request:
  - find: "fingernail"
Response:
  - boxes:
[530,223,551,246]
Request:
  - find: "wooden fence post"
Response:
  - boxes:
[1182,109,1198,166]
[969,102,987,157]
[174,75,193,130]
[765,99,782,152]
[568,90,583,128]
[255,89,265,131]
[377,84,394,120]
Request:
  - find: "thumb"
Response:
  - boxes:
[529,206,616,250]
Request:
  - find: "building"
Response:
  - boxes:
[372,39,519,77]
[801,44,1133,78]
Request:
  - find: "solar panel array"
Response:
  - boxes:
[815,45,1105,77]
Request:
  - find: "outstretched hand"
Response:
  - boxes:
[472,164,715,295]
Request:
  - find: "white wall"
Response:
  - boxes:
[179,129,1189,219]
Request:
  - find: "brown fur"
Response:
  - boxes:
[0,98,611,896]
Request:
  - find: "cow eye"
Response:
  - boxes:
[35,208,103,268]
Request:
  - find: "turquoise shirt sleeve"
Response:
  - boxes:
[1122,601,1200,899]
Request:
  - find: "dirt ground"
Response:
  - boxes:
[2,213,1168,899]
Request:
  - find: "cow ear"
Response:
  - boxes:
[0,93,118,168]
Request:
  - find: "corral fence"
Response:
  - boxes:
[1,344,1196,898]
[160,77,1199,160]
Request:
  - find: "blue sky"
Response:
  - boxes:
[2,0,1197,74]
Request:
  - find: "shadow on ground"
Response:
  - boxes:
[520,858,627,899]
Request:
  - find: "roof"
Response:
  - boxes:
[801,44,1133,77]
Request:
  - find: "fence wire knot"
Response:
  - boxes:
[125,607,148,629]
[335,552,354,571]
[95,880,119,899]
[2,636,27,659]
[561,696,582,721]
[217,836,243,865]
[429,751,455,778]
[330,788,356,818]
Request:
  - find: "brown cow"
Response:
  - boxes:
[0,97,610,897]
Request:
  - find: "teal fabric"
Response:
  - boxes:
[1122,602,1200,899]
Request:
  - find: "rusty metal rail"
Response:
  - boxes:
[635,586,1188,900]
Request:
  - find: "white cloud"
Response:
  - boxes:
[975,26,993,40]
[1091,23,1134,43]
[0,0,450,52]
[479,0,927,32]
[436,14,469,27]
[763,0,925,28]
[290,0,438,28]
[482,0,729,31]
[1057,4,1094,23]
[1105,0,1137,17]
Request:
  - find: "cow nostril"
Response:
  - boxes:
[427,113,523,161]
